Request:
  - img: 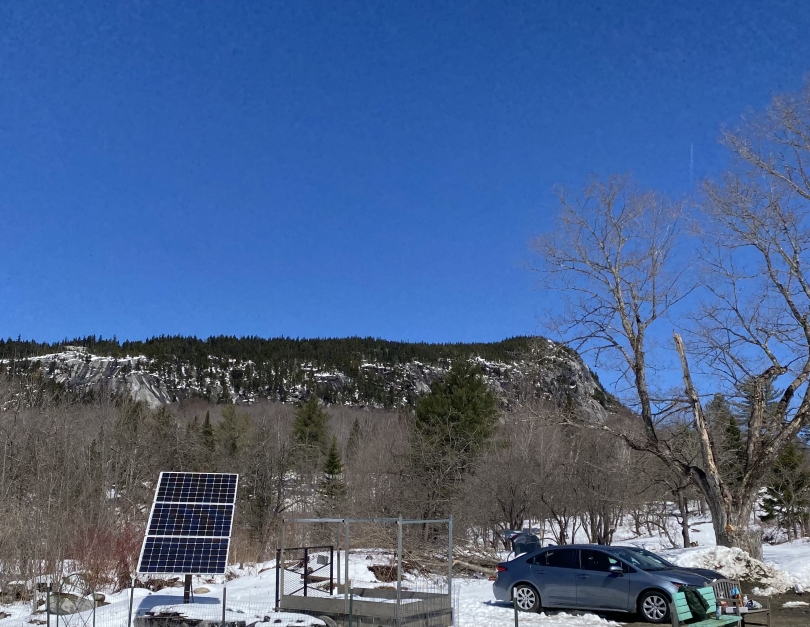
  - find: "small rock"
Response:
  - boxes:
[92,593,105,603]
[193,587,210,594]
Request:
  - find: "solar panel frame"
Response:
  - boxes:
[137,472,239,575]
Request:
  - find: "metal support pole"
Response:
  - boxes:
[396,515,403,627]
[183,575,192,604]
[274,549,281,609]
[221,588,226,627]
[329,545,334,596]
[348,588,354,627]
[303,548,309,597]
[46,584,51,627]
[335,523,341,589]
[279,520,287,608]
[128,576,135,627]
[448,514,453,595]
[344,520,350,615]
[92,592,96,627]
[513,595,519,627]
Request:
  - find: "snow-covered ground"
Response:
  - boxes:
[3,522,810,627]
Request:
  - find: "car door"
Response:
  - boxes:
[529,548,579,608]
[575,549,631,611]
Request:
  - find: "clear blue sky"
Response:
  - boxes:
[2,0,809,344]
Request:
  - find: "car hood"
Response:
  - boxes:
[648,567,721,586]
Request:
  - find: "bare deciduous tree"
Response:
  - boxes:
[532,173,774,553]
[533,82,810,558]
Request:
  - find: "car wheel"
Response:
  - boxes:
[638,591,670,623]
[513,584,540,612]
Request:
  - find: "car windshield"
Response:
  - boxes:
[610,548,675,571]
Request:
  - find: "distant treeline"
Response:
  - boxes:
[0,334,540,368]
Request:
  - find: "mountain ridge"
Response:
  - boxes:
[0,335,613,419]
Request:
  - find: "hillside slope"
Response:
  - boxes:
[0,335,612,417]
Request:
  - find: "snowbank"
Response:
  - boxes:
[666,545,806,595]
[760,538,810,594]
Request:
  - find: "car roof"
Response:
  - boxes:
[540,544,615,549]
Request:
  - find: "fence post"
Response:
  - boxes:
[46,584,51,627]
[344,520,350,616]
[513,595,519,627]
[348,588,354,627]
[128,576,135,627]
[303,548,309,597]
[396,515,403,627]
[274,548,281,609]
[221,588,226,627]
[92,590,97,627]
[448,514,453,594]
[334,524,341,591]
[279,520,286,610]
[329,545,334,597]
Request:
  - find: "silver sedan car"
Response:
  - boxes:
[492,544,724,623]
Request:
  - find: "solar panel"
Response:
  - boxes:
[156,472,238,504]
[147,503,234,537]
[138,472,239,575]
[139,538,230,574]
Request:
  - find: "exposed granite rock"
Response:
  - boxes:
[7,339,611,420]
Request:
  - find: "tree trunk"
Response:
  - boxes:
[676,492,691,548]
[675,333,764,559]
[698,482,763,560]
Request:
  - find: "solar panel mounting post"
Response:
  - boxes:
[183,575,192,603]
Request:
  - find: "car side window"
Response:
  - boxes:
[526,552,545,566]
[622,562,637,574]
[580,549,615,572]
[544,548,578,569]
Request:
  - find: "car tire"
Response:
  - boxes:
[513,583,541,612]
[638,590,670,623]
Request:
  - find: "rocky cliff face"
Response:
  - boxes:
[4,338,611,419]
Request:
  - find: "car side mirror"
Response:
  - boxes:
[609,565,624,576]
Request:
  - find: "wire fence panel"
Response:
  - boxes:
[275,545,335,607]
[39,588,328,627]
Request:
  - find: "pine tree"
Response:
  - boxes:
[760,441,810,540]
[705,394,745,485]
[217,405,252,456]
[410,362,498,517]
[319,436,346,506]
[346,417,362,461]
[200,410,216,452]
[292,396,330,456]
[413,361,497,459]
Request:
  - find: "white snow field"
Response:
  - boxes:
[3,524,810,627]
